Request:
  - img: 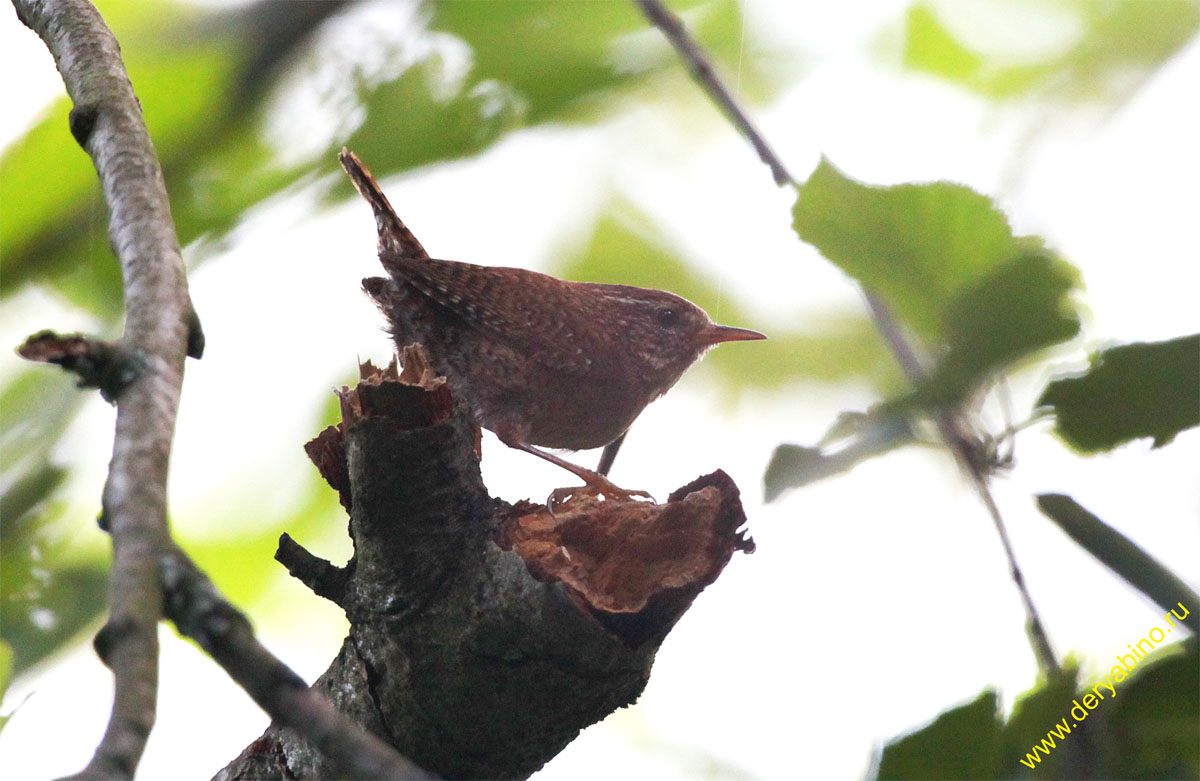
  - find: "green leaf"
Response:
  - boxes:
[1102,641,1199,779]
[921,251,1081,405]
[338,54,521,182]
[794,159,1082,407]
[0,373,108,676]
[1,370,86,523]
[1037,335,1200,452]
[429,0,763,121]
[1036,494,1200,632]
[883,648,1199,780]
[1,1,244,317]
[430,0,644,123]
[0,640,11,691]
[793,157,1037,340]
[1001,667,1078,778]
[0,97,100,267]
[764,409,916,501]
[763,445,826,501]
[876,690,1003,780]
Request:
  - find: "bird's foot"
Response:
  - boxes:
[546,476,656,515]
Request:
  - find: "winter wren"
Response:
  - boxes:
[340,150,765,499]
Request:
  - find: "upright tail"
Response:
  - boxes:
[338,148,429,260]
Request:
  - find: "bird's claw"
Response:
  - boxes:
[545,482,656,515]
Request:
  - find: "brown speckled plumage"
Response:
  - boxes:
[341,149,765,492]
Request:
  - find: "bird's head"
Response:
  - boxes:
[587,284,766,397]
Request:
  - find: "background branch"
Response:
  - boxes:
[11,1,425,778]
[633,0,791,185]
[160,547,432,780]
[633,0,1059,673]
[13,0,198,775]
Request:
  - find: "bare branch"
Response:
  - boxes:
[634,0,1059,673]
[160,548,433,781]
[13,2,427,778]
[11,0,198,775]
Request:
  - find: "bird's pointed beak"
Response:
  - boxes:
[700,324,767,346]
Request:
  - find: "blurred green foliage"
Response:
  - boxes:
[1038,335,1200,452]
[1,0,765,319]
[770,160,1083,500]
[763,408,916,500]
[0,0,781,679]
[3,0,1197,774]
[900,0,1200,103]
[876,643,1199,779]
[792,157,1064,344]
[556,204,898,395]
[0,640,12,735]
[0,372,107,678]
[1038,494,1200,634]
[777,6,1200,776]
[877,689,1005,779]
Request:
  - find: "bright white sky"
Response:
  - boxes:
[2,1,1199,779]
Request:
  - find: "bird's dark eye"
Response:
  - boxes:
[656,307,679,327]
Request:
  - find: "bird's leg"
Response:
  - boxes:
[503,440,654,509]
[595,430,627,477]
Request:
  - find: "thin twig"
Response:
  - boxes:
[864,294,1059,671]
[633,0,792,185]
[961,447,1059,672]
[161,548,433,780]
[634,0,1059,674]
[17,330,144,402]
[275,532,350,604]
[13,1,197,776]
[861,291,926,383]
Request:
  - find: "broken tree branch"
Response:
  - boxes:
[219,357,753,779]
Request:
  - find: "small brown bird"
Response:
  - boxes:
[341,149,765,501]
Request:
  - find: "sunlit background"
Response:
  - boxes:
[2,0,1198,778]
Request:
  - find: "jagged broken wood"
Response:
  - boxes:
[220,350,754,779]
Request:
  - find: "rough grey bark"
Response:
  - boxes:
[218,360,752,779]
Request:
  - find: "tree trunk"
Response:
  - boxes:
[216,356,753,780]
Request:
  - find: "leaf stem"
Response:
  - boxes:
[634,0,1059,675]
